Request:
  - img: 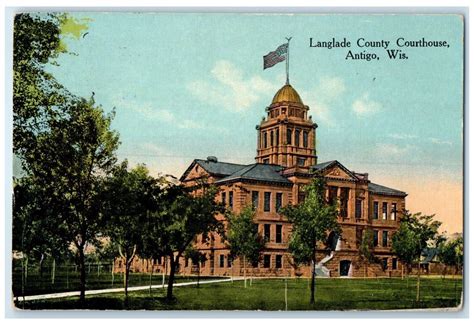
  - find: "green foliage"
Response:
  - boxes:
[145,184,224,298]
[438,237,463,270]
[358,228,378,264]
[225,205,265,266]
[391,212,442,265]
[103,162,162,260]
[281,177,340,266]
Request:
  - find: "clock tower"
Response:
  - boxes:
[255,84,318,168]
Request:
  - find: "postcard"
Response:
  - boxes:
[10,12,464,312]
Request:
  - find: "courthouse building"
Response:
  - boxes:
[176,83,407,278]
[124,83,407,278]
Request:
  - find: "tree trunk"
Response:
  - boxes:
[310,258,316,305]
[149,262,153,295]
[39,254,44,278]
[79,248,87,304]
[416,262,421,302]
[166,255,177,300]
[124,257,131,297]
[197,264,200,288]
[401,263,404,280]
[51,258,56,285]
[111,259,115,287]
[365,262,368,278]
[243,256,247,288]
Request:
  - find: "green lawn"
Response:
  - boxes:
[12,264,221,296]
[15,277,463,311]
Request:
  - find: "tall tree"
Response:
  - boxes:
[392,211,441,302]
[184,247,208,288]
[358,228,378,278]
[225,205,264,288]
[281,176,340,305]
[438,237,463,276]
[147,184,224,300]
[102,162,162,298]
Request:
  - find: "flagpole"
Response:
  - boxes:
[285,37,292,85]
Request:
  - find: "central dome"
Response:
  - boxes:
[271,84,303,105]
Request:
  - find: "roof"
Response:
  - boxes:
[368,182,407,197]
[179,159,246,181]
[272,84,303,105]
[310,160,359,180]
[421,248,439,264]
[215,163,292,185]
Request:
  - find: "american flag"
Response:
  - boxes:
[263,43,288,70]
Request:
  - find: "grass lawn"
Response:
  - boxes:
[15,276,463,311]
[12,266,222,296]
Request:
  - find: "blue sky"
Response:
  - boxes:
[38,13,463,232]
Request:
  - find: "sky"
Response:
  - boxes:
[23,13,463,234]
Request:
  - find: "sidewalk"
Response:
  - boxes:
[15,277,240,302]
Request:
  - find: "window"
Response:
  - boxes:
[252,191,259,209]
[229,191,233,209]
[221,192,226,205]
[264,192,271,212]
[340,188,349,218]
[270,130,274,147]
[276,129,280,145]
[227,255,232,268]
[303,131,308,147]
[356,200,362,219]
[356,227,363,246]
[391,203,397,220]
[373,230,379,247]
[276,225,282,243]
[287,128,292,145]
[382,231,388,247]
[392,258,398,270]
[373,201,379,219]
[275,255,282,269]
[328,186,338,204]
[263,131,268,148]
[263,255,271,268]
[264,224,271,242]
[382,258,388,271]
[297,157,306,166]
[295,129,300,147]
[382,202,388,220]
[276,193,283,211]
[219,254,225,268]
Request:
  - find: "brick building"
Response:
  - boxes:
[123,83,407,278]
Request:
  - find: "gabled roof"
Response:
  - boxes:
[310,160,359,180]
[179,159,246,181]
[368,182,407,197]
[215,163,292,185]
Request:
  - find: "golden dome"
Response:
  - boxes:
[271,84,303,105]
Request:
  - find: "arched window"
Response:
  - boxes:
[276,129,280,146]
[270,130,274,147]
[295,129,300,147]
[263,131,267,148]
[303,131,308,147]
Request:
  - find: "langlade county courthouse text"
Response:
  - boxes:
[120,82,407,278]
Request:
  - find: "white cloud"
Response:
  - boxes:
[429,137,453,146]
[388,133,418,140]
[302,76,346,125]
[352,92,381,117]
[187,60,278,112]
[374,143,415,157]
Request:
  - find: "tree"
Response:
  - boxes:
[438,237,463,276]
[358,228,378,278]
[147,184,224,300]
[225,205,265,288]
[184,247,208,288]
[280,176,340,305]
[102,162,161,298]
[392,211,441,302]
